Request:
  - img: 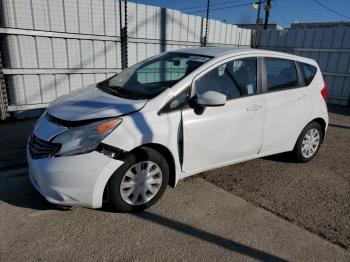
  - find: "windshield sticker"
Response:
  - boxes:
[188,56,211,63]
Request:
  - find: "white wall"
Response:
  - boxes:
[259,28,350,106]
[0,0,251,109]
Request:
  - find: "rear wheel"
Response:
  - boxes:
[109,147,169,212]
[293,122,323,163]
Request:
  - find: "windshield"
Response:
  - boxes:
[98,52,212,100]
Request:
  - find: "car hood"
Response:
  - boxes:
[47,85,147,121]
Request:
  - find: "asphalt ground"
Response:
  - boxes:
[0,106,349,260]
[201,110,350,250]
[1,173,349,261]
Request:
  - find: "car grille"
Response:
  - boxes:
[28,135,61,159]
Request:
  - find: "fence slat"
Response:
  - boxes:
[1,0,252,111]
[259,28,350,105]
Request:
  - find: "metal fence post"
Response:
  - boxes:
[124,0,128,68]
[252,29,259,48]
[201,0,210,47]
[0,51,9,120]
[119,0,128,69]
[119,0,125,69]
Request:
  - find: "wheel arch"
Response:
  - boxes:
[104,143,177,195]
[138,143,177,188]
[293,117,327,150]
[311,117,327,142]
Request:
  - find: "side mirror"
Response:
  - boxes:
[197,91,226,107]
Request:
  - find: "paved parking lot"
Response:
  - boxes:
[0,106,349,261]
[1,173,349,261]
[201,109,350,250]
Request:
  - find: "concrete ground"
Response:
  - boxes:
[1,176,349,261]
[0,106,349,261]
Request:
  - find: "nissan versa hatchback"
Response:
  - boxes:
[28,47,329,212]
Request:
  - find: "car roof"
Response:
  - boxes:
[173,47,252,57]
[172,47,316,65]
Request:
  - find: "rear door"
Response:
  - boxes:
[181,56,266,173]
[260,57,312,154]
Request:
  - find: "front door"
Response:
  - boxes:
[182,57,266,173]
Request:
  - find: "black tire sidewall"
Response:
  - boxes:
[294,122,323,163]
[109,147,169,212]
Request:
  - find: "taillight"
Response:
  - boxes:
[321,81,328,103]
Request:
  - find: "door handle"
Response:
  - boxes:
[247,104,263,111]
[298,94,308,100]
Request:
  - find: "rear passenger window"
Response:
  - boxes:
[300,62,317,86]
[265,58,298,91]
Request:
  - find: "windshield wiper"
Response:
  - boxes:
[108,86,143,100]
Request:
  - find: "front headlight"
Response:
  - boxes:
[52,118,122,156]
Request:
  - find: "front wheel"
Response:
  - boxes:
[109,147,169,212]
[293,122,323,163]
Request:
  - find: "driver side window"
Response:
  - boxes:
[195,57,257,100]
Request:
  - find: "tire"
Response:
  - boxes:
[108,147,169,212]
[293,121,323,163]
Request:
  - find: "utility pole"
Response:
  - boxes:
[202,0,210,47]
[264,0,272,29]
[255,0,262,32]
[254,0,262,48]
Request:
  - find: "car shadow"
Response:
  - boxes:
[261,152,297,163]
[5,192,66,211]
[0,170,71,211]
[328,104,350,116]
[0,175,287,261]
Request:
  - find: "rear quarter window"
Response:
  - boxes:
[300,62,317,86]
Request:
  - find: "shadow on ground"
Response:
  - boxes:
[328,104,350,116]
[135,211,287,262]
[1,171,287,261]
[262,152,297,163]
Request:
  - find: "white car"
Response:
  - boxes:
[28,47,329,212]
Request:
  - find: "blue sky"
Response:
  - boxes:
[131,0,350,28]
